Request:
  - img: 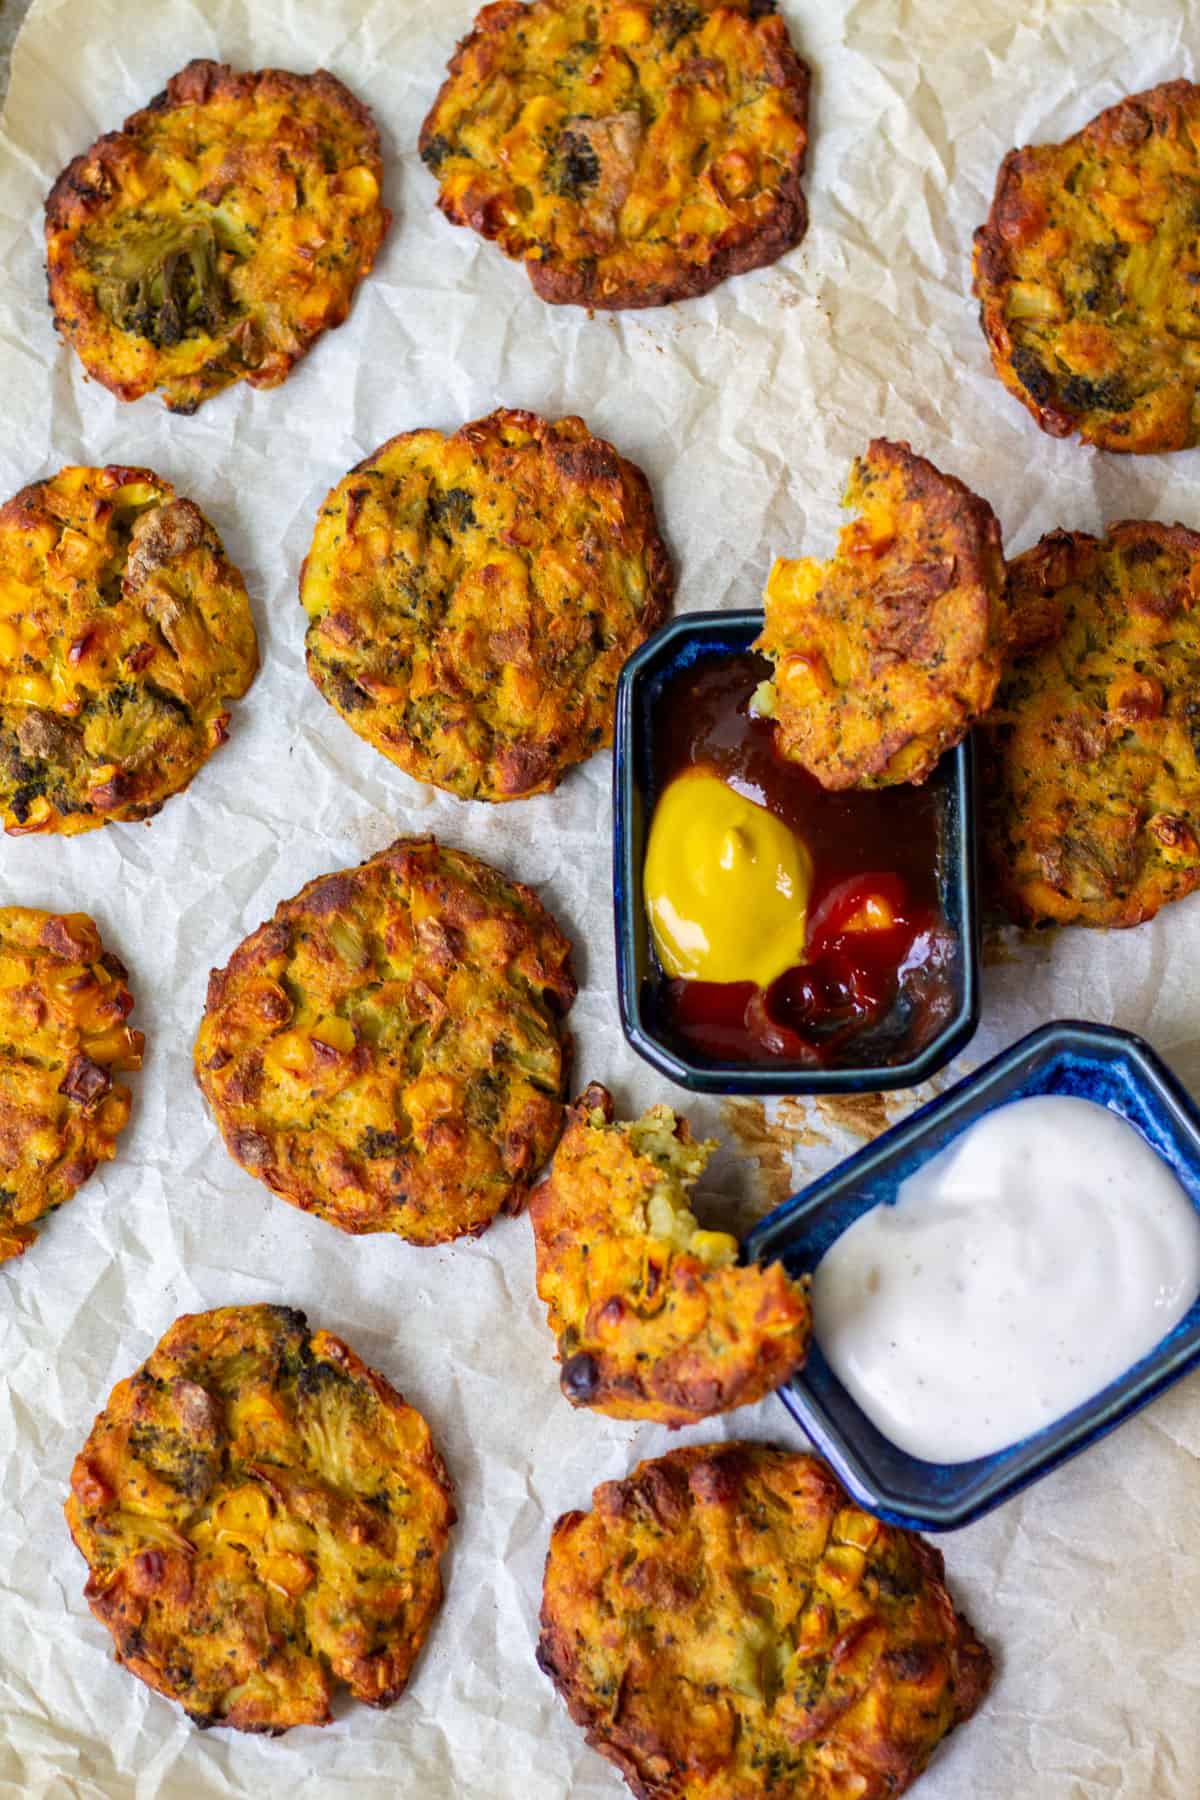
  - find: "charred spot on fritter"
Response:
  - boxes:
[300,409,673,803]
[652,2,705,47]
[552,129,603,200]
[45,59,389,412]
[756,440,1010,790]
[65,1304,454,1734]
[528,1086,810,1426]
[0,906,142,1265]
[0,465,257,836]
[974,79,1200,453]
[980,520,1200,928]
[425,485,478,537]
[419,0,810,310]
[539,1443,992,1799]
[194,836,577,1246]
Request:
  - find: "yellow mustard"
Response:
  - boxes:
[644,767,812,986]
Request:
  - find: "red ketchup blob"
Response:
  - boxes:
[652,652,958,1068]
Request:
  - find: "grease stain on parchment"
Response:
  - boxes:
[813,1090,896,1140]
[721,1096,830,1214]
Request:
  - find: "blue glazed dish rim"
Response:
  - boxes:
[744,1018,1200,1531]
[612,609,981,1095]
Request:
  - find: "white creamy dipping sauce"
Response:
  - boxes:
[812,1095,1200,1464]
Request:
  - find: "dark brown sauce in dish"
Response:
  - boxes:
[650,651,958,1067]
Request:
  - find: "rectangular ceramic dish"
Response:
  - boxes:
[612,610,980,1094]
[744,1019,1200,1530]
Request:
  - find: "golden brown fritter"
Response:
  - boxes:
[756,441,1009,790]
[538,1443,992,1800]
[0,907,142,1264]
[980,521,1200,929]
[300,409,673,802]
[529,1085,810,1426]
[66,1304,455,1734]
[194,836,577,1245]
[0,465,258,836]
[419,0,809,310]
[46,59,388,414]
[974,80,1200,454]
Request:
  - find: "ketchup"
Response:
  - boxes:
[650,651,957,1067]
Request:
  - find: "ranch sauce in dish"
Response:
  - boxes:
[812,1095,1200,1464]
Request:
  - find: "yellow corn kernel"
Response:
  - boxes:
[260,1551,315,1598]
[1005,280,1066,323]
[609,6,652,45]
[336,165,380,210]
[714,149,758,201]
[820,1543,867,1593]
[211,1482,272,1540]
[794,1602,835,1654]
[9,674,54,706]
[688,1228,740,1269]
[678,200,727,236]
[117,163,151,205]
[687,91,725,132]
[48,528,97,575]
[310,1014,355,1055]
[86,1025,143,1067]
[618,192,657,239]
[703,14,748,60]
[832,1507,880,1552]
[263,1030,313,1080]
[517,95,564,137]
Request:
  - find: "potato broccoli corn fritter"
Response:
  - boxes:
[67,1305,455,1734]
[530,1085,811,1425]
[420,0,810,309]
[0,906,142,1264]
[46,58,389,413]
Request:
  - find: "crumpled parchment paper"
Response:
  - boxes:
[2,0,1200,1795]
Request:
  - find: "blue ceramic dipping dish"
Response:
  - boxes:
[612,610,980,1094]
[744,1019,1200,1531]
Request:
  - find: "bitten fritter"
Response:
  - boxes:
[195,836,577,1245]
[756,441,1009,790]
[974,80,1200,454]
[419,0,809,310]
[981,521,1200,929]
[538,1444,993,1800]
[66,1304,455,1734]
[300,409,673,802]
[46,59,388,413]
[0,907,142,1264]
[529,1085,810,1426]
[0,465,258,836]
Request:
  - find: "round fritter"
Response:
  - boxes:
[0,465,258,836]
[974,80,1200,454]
[45,58,389,414]
[419,0,810,310]
[300,409,673,802]
[66,1304,455,1734]
[0,907,142,1265]
[981,521,1200,929]
[538,1443,993,1800]
[529,1084,810,1426]
[756,440,1009,790]
[194,836,577,1245]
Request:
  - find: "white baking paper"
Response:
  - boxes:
[2,1,1200,1794]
